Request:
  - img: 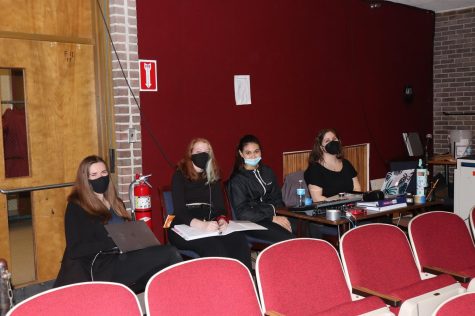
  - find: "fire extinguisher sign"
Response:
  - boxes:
[139,59,158,91]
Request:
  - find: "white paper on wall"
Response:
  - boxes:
[234,75,251,105]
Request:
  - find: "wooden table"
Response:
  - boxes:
[428,158,456,182]
[277,200,444,243]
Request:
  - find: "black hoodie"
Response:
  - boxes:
[228,164,284,223]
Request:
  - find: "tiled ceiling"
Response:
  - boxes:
[388,0,475,12]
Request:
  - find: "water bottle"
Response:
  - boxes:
[297,180,306,207]
[416,159,428,202]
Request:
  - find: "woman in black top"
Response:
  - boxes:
[228,134,294,243]
[54,155,181,292]
[304,128,361,201]
[168,138,252,270]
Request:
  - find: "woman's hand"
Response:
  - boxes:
[190,219,219,232]
[217,218,228,233]
[272,216,292,232]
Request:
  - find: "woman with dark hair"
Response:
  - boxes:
[168,138,252,270]
[305,128,361,202]
[228,134,293,243]
[54,155,182,292]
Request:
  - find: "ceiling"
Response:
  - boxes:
[388,0,475,12]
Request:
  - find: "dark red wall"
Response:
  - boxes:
[136,0,434,235]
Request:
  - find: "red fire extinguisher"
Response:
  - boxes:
[129,174,153,230]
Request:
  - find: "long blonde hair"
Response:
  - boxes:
[68,155,130,222]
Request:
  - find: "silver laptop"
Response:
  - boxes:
[104,220,160,253]
[380,169,415,197]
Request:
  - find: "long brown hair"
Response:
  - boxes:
[68,155,130,221]
[177,138,220,183]
[309,128,344,163]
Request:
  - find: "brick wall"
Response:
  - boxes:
[109,0,141,207]
[433,8,475,159]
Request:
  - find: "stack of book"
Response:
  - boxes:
[356,196,407,212]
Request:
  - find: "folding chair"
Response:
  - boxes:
[6,282,142,316]
[158,185,200,259]
[145,257,262,315]
[340,224,464,315]
[256,238,392,316]
[432,292,475,315]
[408,211,475,290]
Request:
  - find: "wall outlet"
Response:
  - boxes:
[128,128,137,143]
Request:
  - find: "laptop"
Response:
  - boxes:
[380,169,415,197]
[104,220,160,254]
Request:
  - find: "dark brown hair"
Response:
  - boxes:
[308,128,344,163]
[68,155,130,221]
[232,134,262,174]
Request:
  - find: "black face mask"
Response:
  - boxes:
[89,175,110,194]
[324,140,342,155]
[191,152,210,170]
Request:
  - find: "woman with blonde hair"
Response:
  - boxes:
[168,138,252,270]
[54,155,181,292]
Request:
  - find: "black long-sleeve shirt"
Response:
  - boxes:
[171,170,226,225]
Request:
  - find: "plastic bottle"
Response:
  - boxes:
[297,180,306,207]
[416,159,428,200]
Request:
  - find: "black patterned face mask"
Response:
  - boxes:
[324,140,341,155]
[191,152,210,170]
[89,175,110,193]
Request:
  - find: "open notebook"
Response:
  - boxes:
[172,220,267,241]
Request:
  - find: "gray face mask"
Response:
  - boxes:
[324,140,341,155]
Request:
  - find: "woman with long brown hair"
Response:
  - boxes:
[54,155,181,292]
[168,138,252,270]
[305,128,361,202]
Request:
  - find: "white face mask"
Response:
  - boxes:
[244,156,261,167]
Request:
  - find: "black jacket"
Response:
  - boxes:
[228,165,284,223]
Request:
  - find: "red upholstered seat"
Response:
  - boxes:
[256,238,389,316]
[408,211,475,285]
[314,295,387,316]
[340,224,461,315]
[470,207,475,243]
[433,292,475,315]
[387,274,455,300]
[145,257,262,315]
[6,282,142,316]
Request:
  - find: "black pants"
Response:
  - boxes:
[55,245,182,293]
[168,229,252,271]
[244,220,294,243]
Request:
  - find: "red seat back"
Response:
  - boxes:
[409,211,475,273]
[145,257,262,315]
[434,292,475,315]
[7,282,142,316]
[340,224,421,293]
[256,238,352,315]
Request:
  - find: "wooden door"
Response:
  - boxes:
[0,39,99,283]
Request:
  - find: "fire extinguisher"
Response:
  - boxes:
[129,174,153,230]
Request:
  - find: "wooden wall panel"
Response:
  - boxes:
[283,143,370,191]
[0,195,10,265]
[0,0,93,40]
[33,188,70,282]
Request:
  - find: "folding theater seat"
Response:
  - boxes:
[340,224,464,315]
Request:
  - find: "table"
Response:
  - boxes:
[277,200,444,244]
[428,158,456,183]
